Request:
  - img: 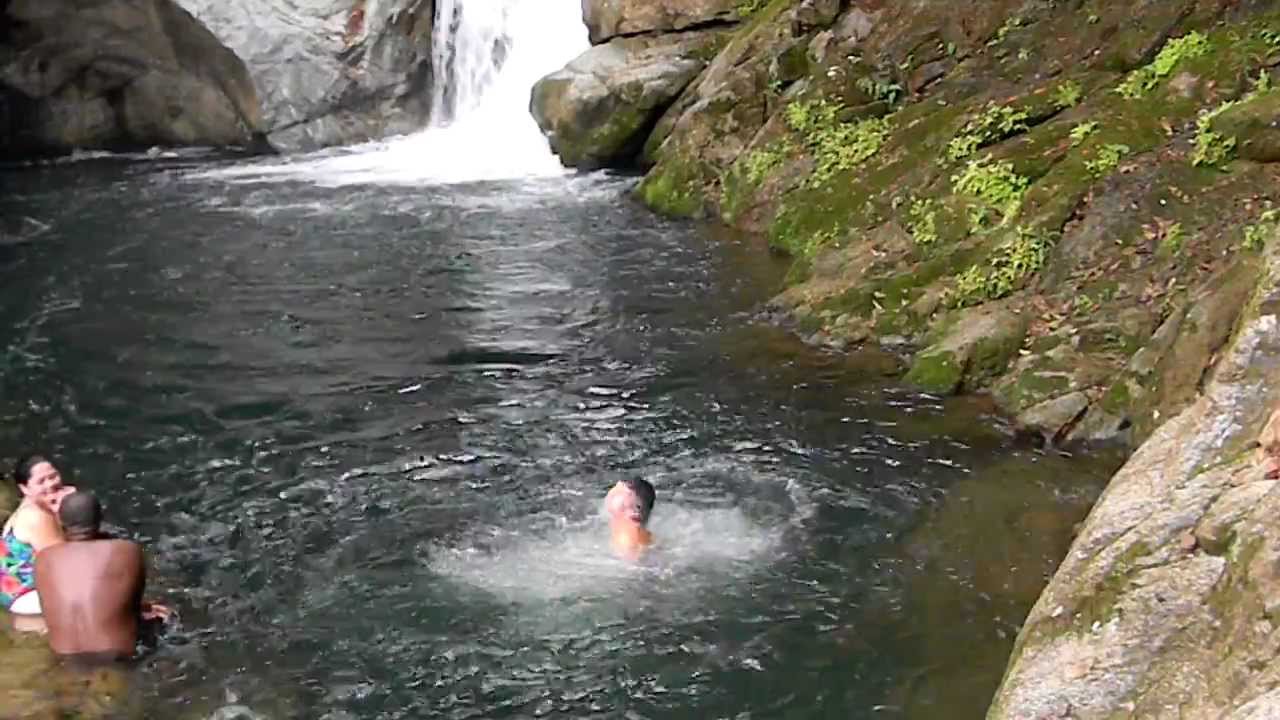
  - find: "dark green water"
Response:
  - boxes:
[0,152,1122,719]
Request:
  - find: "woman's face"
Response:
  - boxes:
[19,461,64,508]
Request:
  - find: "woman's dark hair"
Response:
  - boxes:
[13,453,51,489]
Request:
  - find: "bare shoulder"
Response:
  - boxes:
[12,505,57,533]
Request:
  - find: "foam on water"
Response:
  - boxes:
[195,0,588,187]
[426,457,811,617]
[431,504,782,602]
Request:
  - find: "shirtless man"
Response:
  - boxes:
[604,478,656,560]
[34,491,168,661]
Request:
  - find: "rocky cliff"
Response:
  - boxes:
[179,0,444,150]
[989,238,1280,719]
[544,0,1280,451]
[535,0,1280,715]
[0,0,269,159]
[0,0,465,157]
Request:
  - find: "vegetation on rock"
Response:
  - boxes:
[633,0,1280,451]
[784,99,893,188]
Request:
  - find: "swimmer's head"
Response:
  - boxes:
[607,477,655,526]
[58,491,103,541]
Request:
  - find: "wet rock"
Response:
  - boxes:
[904,303,1028,395]
[990,242,1280,719]
[583,0,739,45]
[1016,391,1090,441]
[1065,402,1131,446]
[531,31,721,169]
[0,0,267,159]
[182,0,439,150]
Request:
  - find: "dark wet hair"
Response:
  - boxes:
[623,477,656,525]
[13,453,52,489]
[58,491,102,536]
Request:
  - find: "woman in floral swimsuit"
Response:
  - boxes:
[2,454,75,616]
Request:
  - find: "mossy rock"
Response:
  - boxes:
[905,301,1028,395]
[635,157,707,217]
[905,349,964,394]
[1210,88,1280,163]
[531,33,721,169]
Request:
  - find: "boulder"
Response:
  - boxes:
[583,0,739,45]
[181,0,441,150]
[0,0,268,159]
[904,302,1029,395]
[531,31,721,169]
[989,240,1280,719]
[1016,391,1091,442]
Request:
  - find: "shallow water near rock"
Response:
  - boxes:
[0,153,1123,719]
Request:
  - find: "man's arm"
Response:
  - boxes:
[133,546,172,621]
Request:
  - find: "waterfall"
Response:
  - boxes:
[408,0,589,180]
[201,0,588,186]
[427,0,511,126]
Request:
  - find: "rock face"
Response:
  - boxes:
[531,31,721,169]
[989,238,1280,719]
[629,0,1280,451]
[583,0,739,44]
[180,0,440,151]
[0,0,267,159]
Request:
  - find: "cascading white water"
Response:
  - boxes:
[427,0,509,126]
[204,0,588,186]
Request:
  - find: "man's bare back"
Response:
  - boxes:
[34,492,149,659]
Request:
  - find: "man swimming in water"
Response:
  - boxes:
[34,491,170,661]
[604,478,655,561]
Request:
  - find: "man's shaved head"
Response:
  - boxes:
[58,491,103,539]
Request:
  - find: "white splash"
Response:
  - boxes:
[428,505,783,606]
[197,0,588,186]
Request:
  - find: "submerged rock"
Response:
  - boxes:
[531,31,721,169]
[0,0,267,159]
[583,0,739,44]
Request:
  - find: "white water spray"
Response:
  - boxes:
[202,0,588,186]
[428,0,509,125]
